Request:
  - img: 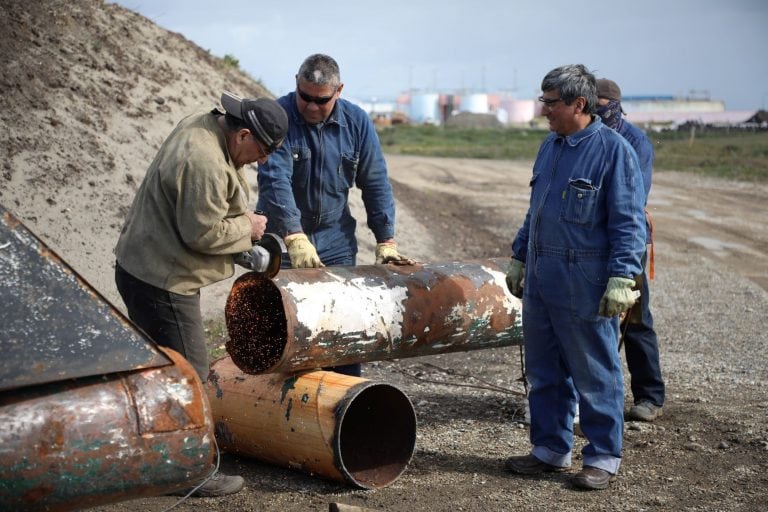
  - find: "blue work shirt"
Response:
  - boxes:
[616,119,653,201]
[512,116,646,280]
[617,118,654,243]
[257,92,395,263]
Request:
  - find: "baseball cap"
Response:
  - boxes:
[221,91,288,153]
[596,79,622,101]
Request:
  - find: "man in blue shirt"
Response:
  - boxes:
[596,78,665,422]
[257,54,411,376]
[504,65,646,490]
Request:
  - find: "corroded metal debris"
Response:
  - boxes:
[0,205,214,511]
[0,205,169,391]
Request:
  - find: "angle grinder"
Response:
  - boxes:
[234,233,285,278]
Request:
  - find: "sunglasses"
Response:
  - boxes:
[296,87,336,105]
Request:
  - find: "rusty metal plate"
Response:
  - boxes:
[0,205,169,392]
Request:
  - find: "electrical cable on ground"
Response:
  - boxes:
[397,361,526,397]
[160,434,222,512]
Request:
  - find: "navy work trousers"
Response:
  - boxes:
[115,263,209,381]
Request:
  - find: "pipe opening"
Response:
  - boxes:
[225,273,286,373]
[336,383,417,488]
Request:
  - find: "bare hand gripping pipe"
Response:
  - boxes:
[206,357,417,488]
[225,258,523,375]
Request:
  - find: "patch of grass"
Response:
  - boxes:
[221,54,240,69]
[379,124,768,182]
[204,318,229,359]
[650,130,768,181]
[378,125,547,160]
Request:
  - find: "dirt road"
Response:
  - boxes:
[384,155,768,293]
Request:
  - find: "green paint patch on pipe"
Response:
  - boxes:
[280,375,298,403]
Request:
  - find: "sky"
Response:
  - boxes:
[112,0,768,111]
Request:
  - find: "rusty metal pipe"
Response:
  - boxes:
[207,356,416,489]
[225,258,522,374]
[1,205,215,511]
[0,348,214,512]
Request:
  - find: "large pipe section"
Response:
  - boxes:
[0,348,214,512]
[206,356,417,489]
[225,258,522,375]
[0,204,214,511]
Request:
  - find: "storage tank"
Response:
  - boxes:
[503,99,536,124]
[461,93,489,114]
[409,93,440,124]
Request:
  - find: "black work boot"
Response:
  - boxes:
[504,454,567,474]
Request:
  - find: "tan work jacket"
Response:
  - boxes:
[116,111,252,295]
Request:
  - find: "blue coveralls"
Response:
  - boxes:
[257,92,396,377]
[256,92,396,267]
[616,119,665,408]
[511,116,646,474]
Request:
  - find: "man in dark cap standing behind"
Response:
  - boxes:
[596,78,665,423]
[114,91,288,497]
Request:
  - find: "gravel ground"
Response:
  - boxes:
[94,162,768,512]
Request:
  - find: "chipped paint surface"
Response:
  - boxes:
[0,205,214,511]
[0,207,168,392]
[283,273,409,342]
[227,258,523,374]
[0,354,214,511]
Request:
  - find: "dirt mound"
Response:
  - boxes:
[0,0,270,309]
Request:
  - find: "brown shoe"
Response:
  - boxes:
[572,466,614,490]
[504,454,566,474]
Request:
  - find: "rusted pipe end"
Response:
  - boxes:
[335,382,417,489]
[225,272,287,373]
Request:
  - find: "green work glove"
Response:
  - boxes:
[505,258,525,298]
[598,277,638,317]
[284,233,324,268]
[375,242,415,265]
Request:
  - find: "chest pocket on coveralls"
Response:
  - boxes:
[292,146,312,189]
[561,178,599,227]
[336,153,359,192]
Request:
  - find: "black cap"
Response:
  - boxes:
[220,91,288,152]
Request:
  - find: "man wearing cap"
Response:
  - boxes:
[114,91,288,497]
[596,78,665,422]
[256,53,412,377]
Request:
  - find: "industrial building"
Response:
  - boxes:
[353,90,759,130]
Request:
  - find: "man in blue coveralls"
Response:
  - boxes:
[256,53,412,377]
[596,78,665,422]
[504,64,646,490]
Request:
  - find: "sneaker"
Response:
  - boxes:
[169,471,244,497]
[504,454,567,474]
[626,400,663,422]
